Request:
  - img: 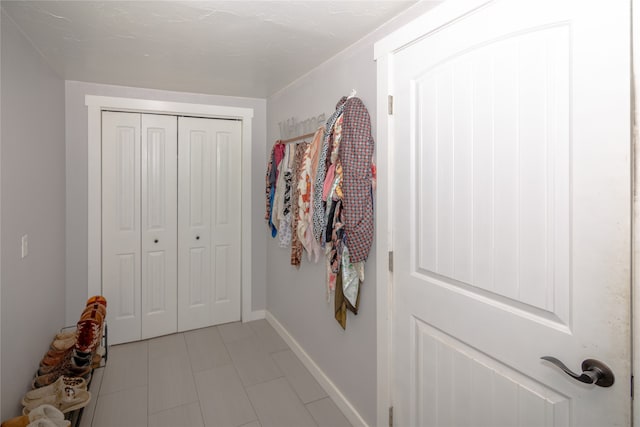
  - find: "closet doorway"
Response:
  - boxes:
[86,96,254,346]
[102,111,241,344]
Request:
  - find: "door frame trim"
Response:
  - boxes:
[632,0,638,423]
[85,95,255,323]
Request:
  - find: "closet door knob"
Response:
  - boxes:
[154,239,159,244]
[196,236,200,240]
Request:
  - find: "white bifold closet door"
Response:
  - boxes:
[140,114,178,339]
[102,111,241,344]
[102,112,178,343]
[177,117,242,331]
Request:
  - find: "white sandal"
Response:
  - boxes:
[25,404,64,422]
[24,405,69,427]
[26,419,69,427]
[22,376,87,404]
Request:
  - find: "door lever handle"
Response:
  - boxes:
[541,356,615,387]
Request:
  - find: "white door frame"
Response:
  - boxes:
[374,1,635,425]
[632,1,639,424]
[85,95,255,324]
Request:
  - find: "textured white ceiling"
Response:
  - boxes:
[1,1,420,97]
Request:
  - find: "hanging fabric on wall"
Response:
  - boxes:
[290,141,309,267]
[339,97,375,263]
[265,142,285,237]
[313,97,347,242]
[265,94,375,330]
[297,127,325,262]
[278,145,295,248]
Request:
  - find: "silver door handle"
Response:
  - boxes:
[541,356,615,387]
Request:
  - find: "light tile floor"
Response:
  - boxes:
[79,320,353,427]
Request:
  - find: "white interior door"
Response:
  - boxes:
[178,117,242,331]
[389,1,630,426]
[140,114,178,339]
[102,111,142,344]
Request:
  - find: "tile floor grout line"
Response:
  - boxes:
[280,374,321,427]
[303,395,333,406]
[184,329,207,427]
[222,325,262,426]
[147,333,199,417]
[145,338,150,427]
[85,366,105,427]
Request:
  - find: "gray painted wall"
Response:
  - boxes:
[1,10,66,419]
[265,3,436,425]
[266,47,379,427]
[65,81,267,325]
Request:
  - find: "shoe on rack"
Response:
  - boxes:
[23,386,91,415]
[91,353,102,369]
[32,362,91,389]
[73,318,102,355]
[37,350,74,377]
[79,308,103,324]
[38,348,73,374]
[49,334,76,353]
[85,295,107,308]
[26,419,68,427]
[81,303,106,318]
[53,331,75,341]
[1,415,28,427]
[24,404,69,427]
[72,351,101,370]
[22,376,87,404]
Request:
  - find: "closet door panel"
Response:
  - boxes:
[178,117,241,331]
[102,111,142,345]
[178,120,212,331]
[141,114,178,339]
[210,125,242,324]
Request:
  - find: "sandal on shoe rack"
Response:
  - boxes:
[29,405,67,426]
[23,387,91,415]
[32,362,91,389]
[26,419,68,427]
[1,404,69,427]
[48,334,76,353]
[22,376,86,404]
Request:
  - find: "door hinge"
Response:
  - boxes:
[388,251,394,272]
[632,375,634,399]
[389,406,394,427]
[388,95,394,115]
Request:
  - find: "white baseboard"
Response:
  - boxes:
[243,309,266,322]
[265,311,369,427]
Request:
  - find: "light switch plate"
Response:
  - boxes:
[21,234,28,258]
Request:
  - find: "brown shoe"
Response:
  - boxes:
[79,309,103,324]
[81,303,106,318]
[50,335,76,353]
[86,295,107,308]
[74,318,102,355]
[0,415,28,427]
[38,349,72,375]
[33,363,91,389]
